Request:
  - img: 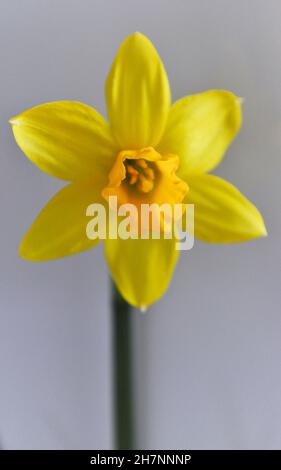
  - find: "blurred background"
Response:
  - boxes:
[0,0,280,449]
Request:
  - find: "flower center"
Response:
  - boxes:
[101,147,188,215]
[125,158,155,193]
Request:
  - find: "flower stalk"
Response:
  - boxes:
[112,282,136,450]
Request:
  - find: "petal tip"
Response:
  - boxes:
[19,237,31,260]
[18,242,29,261]
[260,222,268,238]
[255,211,267,238]
[140,305,148,313]
[253,214,267,240]
[131,31,147,39]
[125,31,151,48]
[19,235,39,262]
[9,116,18,126]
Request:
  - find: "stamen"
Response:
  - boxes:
[127,165,139,176]
[144,167,155,180]
[137,174,154,193]
[137,159,148,169]
[129,173,138,185]
[125,158,155,193]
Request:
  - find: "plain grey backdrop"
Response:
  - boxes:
[0,0,280,449]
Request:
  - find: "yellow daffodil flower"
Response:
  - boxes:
[10,33,266,308]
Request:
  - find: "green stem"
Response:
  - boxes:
[112,282,135,450]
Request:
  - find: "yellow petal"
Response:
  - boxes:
[10,101,117,182]
[186,174,267,242]
[20,181,106,261]
[105,237,179,308]
[106,32,171,149]
[158,90,242,176]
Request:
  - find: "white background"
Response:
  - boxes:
[0,0,280,449]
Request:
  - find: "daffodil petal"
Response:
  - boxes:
[20,181,106,261]
[105,237,179,308]
[186,174,267,242]
[158,90,242,175]
[10,101,117,182]
[106,32,171,149]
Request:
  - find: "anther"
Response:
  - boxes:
[137,174,154,193]
[137,159,148,169]
[125,159,155,193]
[144,167,155,180]
[129,173,138,185]
[127,165,139,176]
